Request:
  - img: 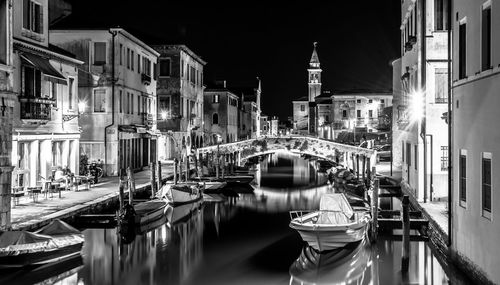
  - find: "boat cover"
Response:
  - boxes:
[35,219,81,236]
[0,231,83,256]
[317,194,354,224]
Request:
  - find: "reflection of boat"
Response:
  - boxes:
[289,239,372,285]
[166,200,203,225]
[158,182,203,205]
[0,219,84,268]
[192,175,254,185]
[136,215,168,235]
[131,199,168,225]
[289,193,370,252]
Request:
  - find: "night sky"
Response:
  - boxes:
[58,0,401,120]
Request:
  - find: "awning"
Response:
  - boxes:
[20,53,67,85]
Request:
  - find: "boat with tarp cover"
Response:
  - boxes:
[0,219,84,268]
[289,193,370,252]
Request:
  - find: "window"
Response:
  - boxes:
[402,141,405,162]
[22,0,43,34]
[93,89,106,112]
[356,110,361,118]
[22,65,41,97]
[153,63,157,80]
[414,145,418,170]
[212,113,219,125]
[159,96,171,117]
[458,21,467,79]
[126,48,130,69]
[0,0,7,64]
[119,44,123,65]
[482,152,492,216]
[368,110,373,118]
[482,4,492,71]
[435,68,448,103]
[137,54,140,73]
[435,0,448,31]
[213,94,219,103]
[68,77,74,109]
[300,105,305,112]
[159,58,171,77]
[325,115,329,122]
[459,150,467,204]
[381,99,385,104]
[119,90,122,113]
[142,57,151,76]
[356,99,361,103]
[406,142,411,167]
[130,50,134,71]
[342,110,347,118]
[190,66,196,84]
[181,60,184,77]
[94,42,106,65]
[368,99,373,104]
[441,146,448,171]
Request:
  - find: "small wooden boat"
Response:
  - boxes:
[165,199,203,225]
[0,219,84,268]
[191,175,254,185]
[203,181,227,192]
[157,182,203,205]
[132,200,168,225]
[289,193,370,252]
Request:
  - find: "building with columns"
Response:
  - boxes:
[50,28,160,176]
[11,0,82,191]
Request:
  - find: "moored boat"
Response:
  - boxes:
[132,200,168,225]
[289,193,370,252]
[157,182,203,205]
[0,219,84,268]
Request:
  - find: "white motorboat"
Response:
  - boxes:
[203,181,227,192]
[289,193,370,252]
[157,182,203,205]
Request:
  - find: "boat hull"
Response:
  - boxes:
[0,242,83,268]
[292,224,368,252]
[132,200,168,225]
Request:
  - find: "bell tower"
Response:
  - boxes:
[308,42,322,101]
[307,42,321,135]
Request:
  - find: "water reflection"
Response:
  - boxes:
[6,152,468,284]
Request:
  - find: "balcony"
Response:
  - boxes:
[141,73,151,85]
[142,113,154,126]
[20,101,51,121]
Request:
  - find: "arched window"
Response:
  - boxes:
[213,113,219,125]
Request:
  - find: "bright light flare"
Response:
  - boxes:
[409,90,424,122]
[77,101,86,114]
[161,111,168,120]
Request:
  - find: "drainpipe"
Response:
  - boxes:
[447,0,453,247]
[105,29,118,176]
[420,0,428,203]
[426,134,434,200]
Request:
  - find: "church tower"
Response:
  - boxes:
[308,42,322,101]
[307,42,321,135]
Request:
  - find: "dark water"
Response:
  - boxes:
[4,152,470,285]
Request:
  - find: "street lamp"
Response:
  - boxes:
[63,100,86,121]
[409,90,424,122]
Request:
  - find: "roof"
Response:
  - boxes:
[310,42,320,64]
[331,89,392,96]
[292,96,308,102]
[152,45,206,65]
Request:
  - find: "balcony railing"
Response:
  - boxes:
[20,101,51,121]
[435,97,448,104]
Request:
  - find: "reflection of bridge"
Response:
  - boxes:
[197,136,376,177]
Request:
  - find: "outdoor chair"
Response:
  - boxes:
[11,186,25,206]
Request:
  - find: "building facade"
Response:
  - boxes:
[50,28,159,176]
[451,1,499,283]
[0,0,14,229]
[269,116,279,136]
[233,81,262,140]
[11,0,82,194]
[260,115,269,136]
[316,91,334,140]
[391,58,403,171]
[204,83,239,144]
[153,45,206,160]
[395,0,449,201]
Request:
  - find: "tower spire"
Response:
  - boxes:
[310,42,320,66]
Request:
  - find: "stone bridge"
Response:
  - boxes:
[196,136,376,173]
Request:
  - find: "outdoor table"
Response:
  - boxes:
[38,180,52,199]
[51,183,63,198]
[74,175,92,191]
[12,186,25,206]
[27,186,42,203]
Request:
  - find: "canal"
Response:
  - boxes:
[3,152,471,284]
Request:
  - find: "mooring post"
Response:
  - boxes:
[194,154,199,178]
[366,157,371,187]
[356,154,360,180]
[371,178,379,243]
[173,158,178,185]
[150,162,156,198]
[185,154,190,182]
[221,155,225,179]
[118,177,125,213]
[230,153,235,175]
[215,155,220,179]
[157,161,162,191]
[402,195,410,272]
[362,155,366,183]
[127,167,135,205]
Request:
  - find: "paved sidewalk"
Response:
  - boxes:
[10,163,175,230]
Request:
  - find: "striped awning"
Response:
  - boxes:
[20,53,67,85]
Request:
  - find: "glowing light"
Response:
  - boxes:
[161,111,168,120]
[77,101,86,114]
[409,90,424,121]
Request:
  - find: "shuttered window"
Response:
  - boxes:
[94,42,106,65]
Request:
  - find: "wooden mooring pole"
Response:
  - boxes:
[185,154,189,182]
[194,153,199,178]
[127,167,135,205]
[150,162,156,198]
[402,195,410,272]
[157,161,162,191]
[118,176,125,212]
[173,158,178,185]
[371,178,379,243]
